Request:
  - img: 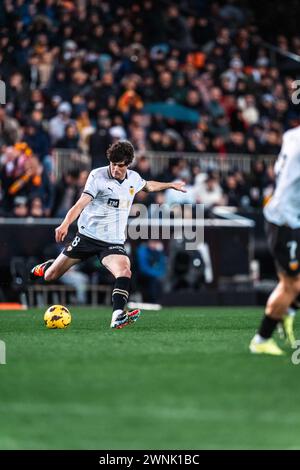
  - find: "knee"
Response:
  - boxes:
[44,268,57,282]
[118,267,132,278]
[266,281,297,319]
[265,300,284,319]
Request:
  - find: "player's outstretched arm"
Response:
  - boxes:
[55,193,93,243]
[143,181,186,193]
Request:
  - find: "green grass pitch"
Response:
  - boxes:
[0,306,300,450]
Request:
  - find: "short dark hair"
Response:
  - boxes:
[106,140,135,165]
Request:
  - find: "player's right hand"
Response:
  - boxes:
[55,224,68,243]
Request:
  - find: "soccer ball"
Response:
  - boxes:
[44,305,71,329]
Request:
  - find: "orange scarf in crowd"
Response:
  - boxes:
[8,172,42,195]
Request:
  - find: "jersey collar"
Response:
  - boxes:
[107,166,128,183]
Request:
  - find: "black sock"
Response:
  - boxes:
[112,277,131,312]
[258,315,279,339]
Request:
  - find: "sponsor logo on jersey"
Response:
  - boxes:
[107,198,119,208]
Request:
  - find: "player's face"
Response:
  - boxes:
[110,161,128,180]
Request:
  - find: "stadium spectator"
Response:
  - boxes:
[222,173,242,207]
[48,102,73,144]
[56,123,79,150]
[136,240,167,303]
[195,174,226,209]
[132,156,153,181]
[0,108,21,146]
[12,196,29,218]
[51,169,80,218]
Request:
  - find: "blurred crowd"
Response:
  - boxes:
[1,0,300,216]
[0,141,275,217]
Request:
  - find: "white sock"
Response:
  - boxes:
[287,308,296,317]
[112,309,123,321]
[253,334,267,344]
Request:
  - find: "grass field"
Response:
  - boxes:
[0,306,300,450]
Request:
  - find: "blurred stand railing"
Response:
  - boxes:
[260,39,300,67]
[140,152,276,177]
[53,148,276,179]
[52,148,91,179]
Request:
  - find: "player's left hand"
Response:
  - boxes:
[55,223,69,243]
[172,181,187,192]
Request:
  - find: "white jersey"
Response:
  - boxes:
[264,126,300,228]
[78,166,146,243]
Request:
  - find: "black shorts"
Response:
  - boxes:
[265,221,300,276]
[63,232,128,264]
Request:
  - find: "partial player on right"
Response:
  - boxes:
[250,126,300,355]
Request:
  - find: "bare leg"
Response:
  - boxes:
[44,253,81,282]
[265,272,300,320]
[101,254,131,278]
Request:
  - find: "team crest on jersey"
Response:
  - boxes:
[129,186,134,196]
[289,260,299,271]
[67,245,72,251]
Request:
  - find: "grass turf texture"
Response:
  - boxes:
[0,307,300,450]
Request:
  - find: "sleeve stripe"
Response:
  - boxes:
[140,179,147,190]
[83,191,95,199]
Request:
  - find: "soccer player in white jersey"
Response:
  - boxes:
[30,141,186,329]
[250,126,300,355]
